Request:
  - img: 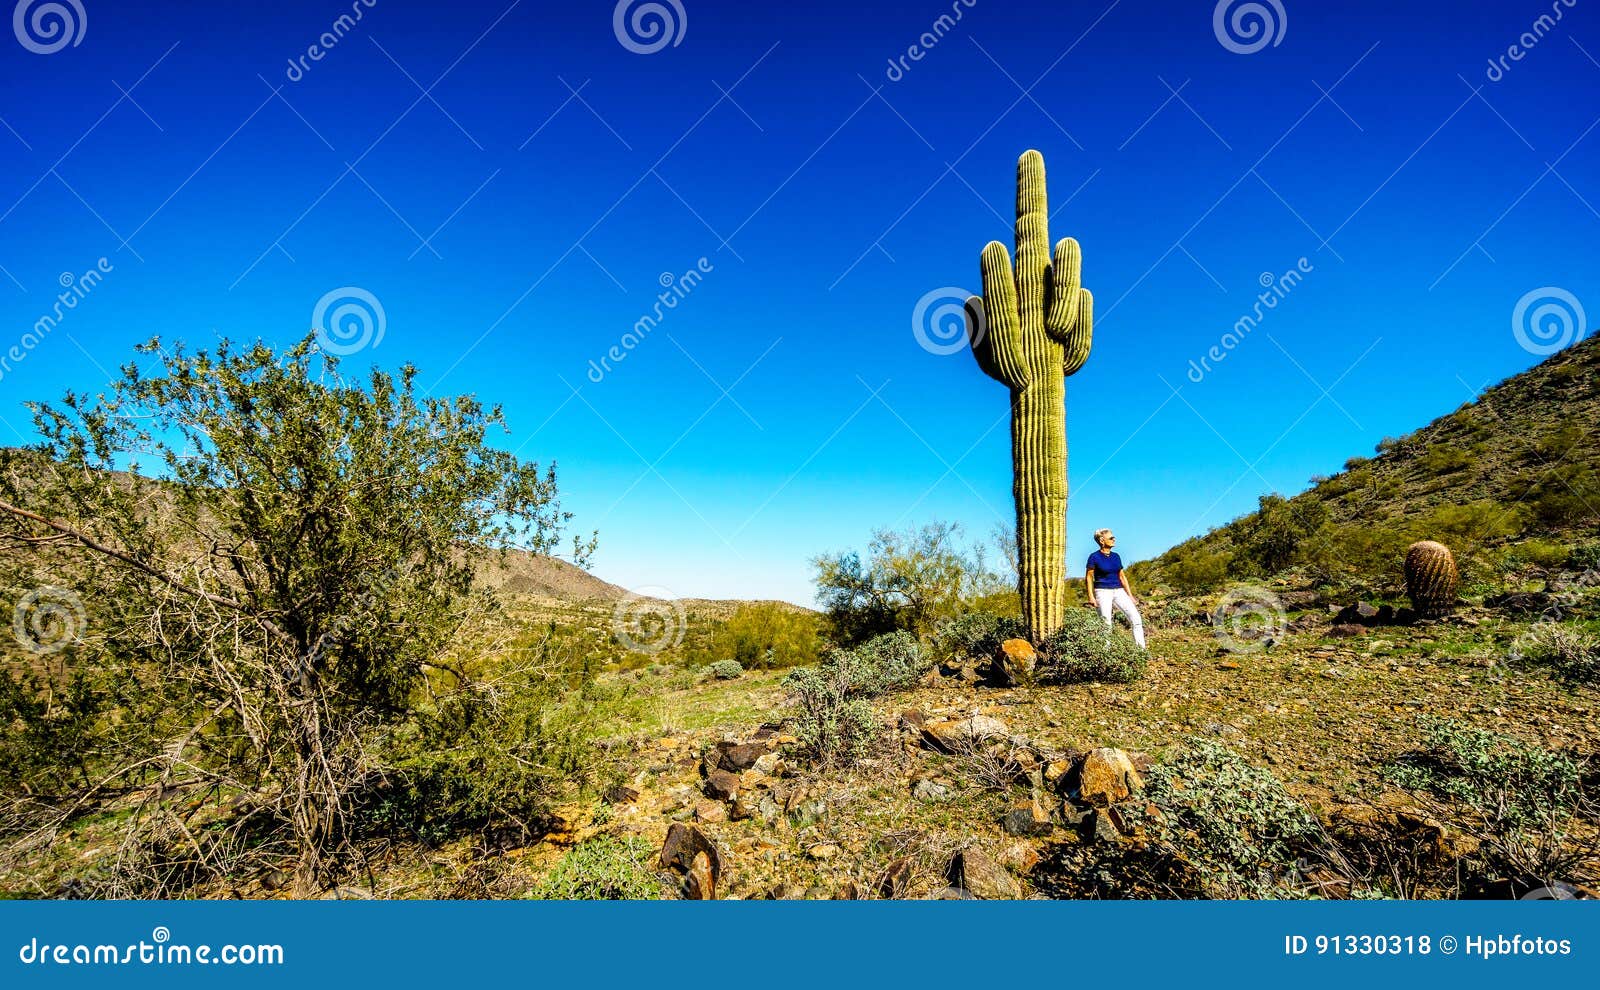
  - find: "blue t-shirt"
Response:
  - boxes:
[1087,550,1123,589]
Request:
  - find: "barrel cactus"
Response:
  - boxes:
[1404,540,1459,615]
[964,150,1094,641]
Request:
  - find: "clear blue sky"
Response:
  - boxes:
[1,0,1596,605]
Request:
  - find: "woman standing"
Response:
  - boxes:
[1086,528,1146,649]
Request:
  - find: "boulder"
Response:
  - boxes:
[694,799,727,824]
[806,842,841,861]
[602,784,639,804]
[912,779,951,803]
[995,841,1041,875]
[712,740,772,772]
[659,823,723,884]
[1329,623,1367,638]
[685,850,715,900]
[949,847,1021,900]
[1078,747,1143,807]
[1334,602,1383,625]
[1001,795,1054,837]
[703,768,740,802]
[921,715,1011,752]
[995,638,1038,686]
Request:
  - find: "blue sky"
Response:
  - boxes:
[1,0,1596,605]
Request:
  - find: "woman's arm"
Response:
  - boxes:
[1119,569,1136,598]
[1086,568,1098,605]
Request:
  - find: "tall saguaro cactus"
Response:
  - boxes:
[964,150,1094,642]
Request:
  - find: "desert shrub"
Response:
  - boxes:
[1161,544,1234,595]
[1568,542,1600,571]
[1501,539,1573,571]
[0,335,592,894]
[1135,739,1323,898]
[720,602,819,669]
[1036,609,1147,684]
[812,521,1008,645]
[1238,494,1327,576]
[826,630,931,696]
[1511,625,1600,684]
[933,610,1024,663]
[1343,455,1370,471]
[1383,718,1593,881]
[783,666,879,770]
[707,659,745,680]
[362,644,620,847]
[1418,446,1472,476]
[526,835,662,900]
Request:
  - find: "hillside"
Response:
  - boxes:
[1144,333,1600,594]
[476,551,630,601]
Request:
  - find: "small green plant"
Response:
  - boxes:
[1567,542,1600,572]
[1138,739,1323,898]
[707,659,745,680]
[826,630,931,696]
[783,666,879,770]
[933,610,1024,663]
[526,835,662,900]
[1384,718,1583,824]
[1512,625,1600,684]
[1036,609,1147,684]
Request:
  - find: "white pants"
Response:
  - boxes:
[1095,588,1146,648]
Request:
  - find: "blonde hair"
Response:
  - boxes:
[1094,528,1115,547]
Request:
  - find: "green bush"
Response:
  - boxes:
[1513,624,1600,684]
[1138,739,1322,898]
[1036,609,1147,684]
[526,835,662,900]
[826,630,931,696]
[1383,718,1584,830]
[1568,542,1600,571]
[707,659,745,680]
[720,602,819,669]
[933,611,1024,663]
[783,666,879,770]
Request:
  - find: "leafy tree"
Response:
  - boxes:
[811,521,1006,645]
[720,602,819,669]
[1238,494,1326,576]
[0,334,591,894]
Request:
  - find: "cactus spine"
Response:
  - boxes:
[965,150,1094,642]
[1404,540,1459,615]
